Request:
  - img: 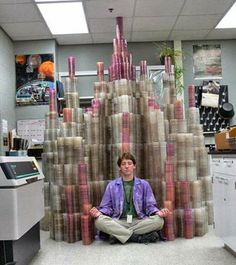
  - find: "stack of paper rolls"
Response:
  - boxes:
[190,180,203,208]
[63,213,81,243]
[163,212,175,241]
[193,207,208,236]
[53,164,64,185]
[57,137,65,164]
[180,180,191,208]
[64,137,74,164]
[186,160,197,181]
[81,215,94,245]
[64,185,79,213]
[88,180,107,208]
[53,213,63,241]
[183,208,194,239]
[73,136,84,164]
[174,209,184,237]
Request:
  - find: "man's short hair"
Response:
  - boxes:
[117,152,136,167]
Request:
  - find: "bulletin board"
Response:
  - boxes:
[17,119,45,143]
[195,85,230,133]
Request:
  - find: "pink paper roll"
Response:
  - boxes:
[97,62,104,81]
[68,56,75,78]
[116,16,124,40]
[63,108,73,122]
[140,60,147,78]
[81,215,94,245]
[188,84,195,108]
[184,208,194,239]
[78,163,88,185]
[49,89,57,112]
[174,100,184,119]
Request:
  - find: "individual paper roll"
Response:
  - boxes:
[174,209,184,237]
[205,200,214,225]
[188,84,196,108]
[183,208,194,239]
[53,213,64,241]
[163,212,175,241]
[202,176,213,201]
[44,182,50,206]
[81,215,94,245]
[191,180,203,208]
[78,163,88,185]
[68,56,75,78]
[64,185,79,213]
[181,181,191,208]
[186,160,197,181]
[40,206,51,231]
[63,213,81,243]
[194,207,208,236]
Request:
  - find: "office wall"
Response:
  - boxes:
[14,39,57,121]
[12,39,236,131]
[182,39,236,126]
[0,28,16,129]
[57,42,159,72]
[57,42,160,97]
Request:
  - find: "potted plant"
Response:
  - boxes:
[154,42,184,95]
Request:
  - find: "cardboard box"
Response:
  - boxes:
[215,126,236,150]
[215,130,230,150]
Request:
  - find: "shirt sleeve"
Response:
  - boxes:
[144,180,159,216]
[98,182,114,216]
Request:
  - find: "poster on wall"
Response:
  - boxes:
[193,44,222,80]
[15,53,55,106]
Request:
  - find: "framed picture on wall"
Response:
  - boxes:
[193,44,222,80]
[15,53,55,106]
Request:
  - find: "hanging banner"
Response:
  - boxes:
[15,53,55,106]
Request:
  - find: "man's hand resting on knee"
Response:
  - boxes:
[89,207,102,218]
[155,208,170,218]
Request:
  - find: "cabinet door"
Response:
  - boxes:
[223,174,236,238]
[212,173,226,237]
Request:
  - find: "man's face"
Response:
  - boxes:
[120,159,136,177]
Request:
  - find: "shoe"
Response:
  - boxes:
[157,230,167,241]
[109,235,120,245]
[99,231,110,241]
[139,231,159,244]
[128,233,142,243]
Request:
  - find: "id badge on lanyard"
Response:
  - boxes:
[127,214,133,223]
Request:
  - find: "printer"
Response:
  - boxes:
[0,156,45,265]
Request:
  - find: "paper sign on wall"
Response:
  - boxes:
[201,92,219,108]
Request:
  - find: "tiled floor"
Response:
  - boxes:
[30,228,235,265]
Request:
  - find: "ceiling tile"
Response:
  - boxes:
[13,35,52,41]
[0,0,31,3]
[133,16,177,31]
[135,0,185,17]
[0,3,41,23]
[84,0,135,18]
[55,34,93,45]
[206,28,236,40]
[1,22,51,37]
[88,18,132,33]
[169,30,209,40]
[182,0,235,15]
[131,31,170,42]
[174,14,222,30]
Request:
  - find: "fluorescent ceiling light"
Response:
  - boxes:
[36,1,88,35]
[216,2,236,28]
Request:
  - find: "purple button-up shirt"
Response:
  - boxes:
[99,177,159,219]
